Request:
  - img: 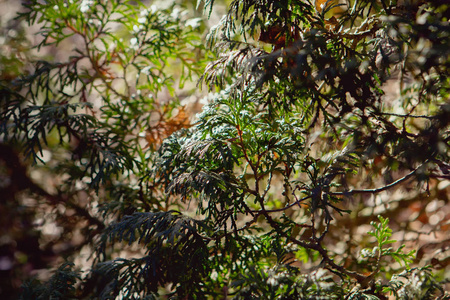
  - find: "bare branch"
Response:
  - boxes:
[330,163,426,196]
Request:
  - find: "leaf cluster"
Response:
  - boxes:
[0,0,448,299]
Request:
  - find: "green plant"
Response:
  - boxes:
[366,216,415,271]
[19,263,80,300]
[0,0,449,299]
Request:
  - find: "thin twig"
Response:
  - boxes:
[379,112,436,119]
[330,163,424,196]
[251,195,311,213]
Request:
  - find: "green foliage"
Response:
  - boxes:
[0,0,449,299]
[19,263,80,300]
[92,211,209,297]
[382,267,449,300]
[366,216,416,270]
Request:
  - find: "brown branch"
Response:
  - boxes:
[251,195,311,213]
[330,164,424,196]
[378,112,437,120]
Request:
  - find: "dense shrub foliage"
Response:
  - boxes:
[0,0,449,299]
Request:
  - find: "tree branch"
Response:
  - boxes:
[330,164,425,196]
